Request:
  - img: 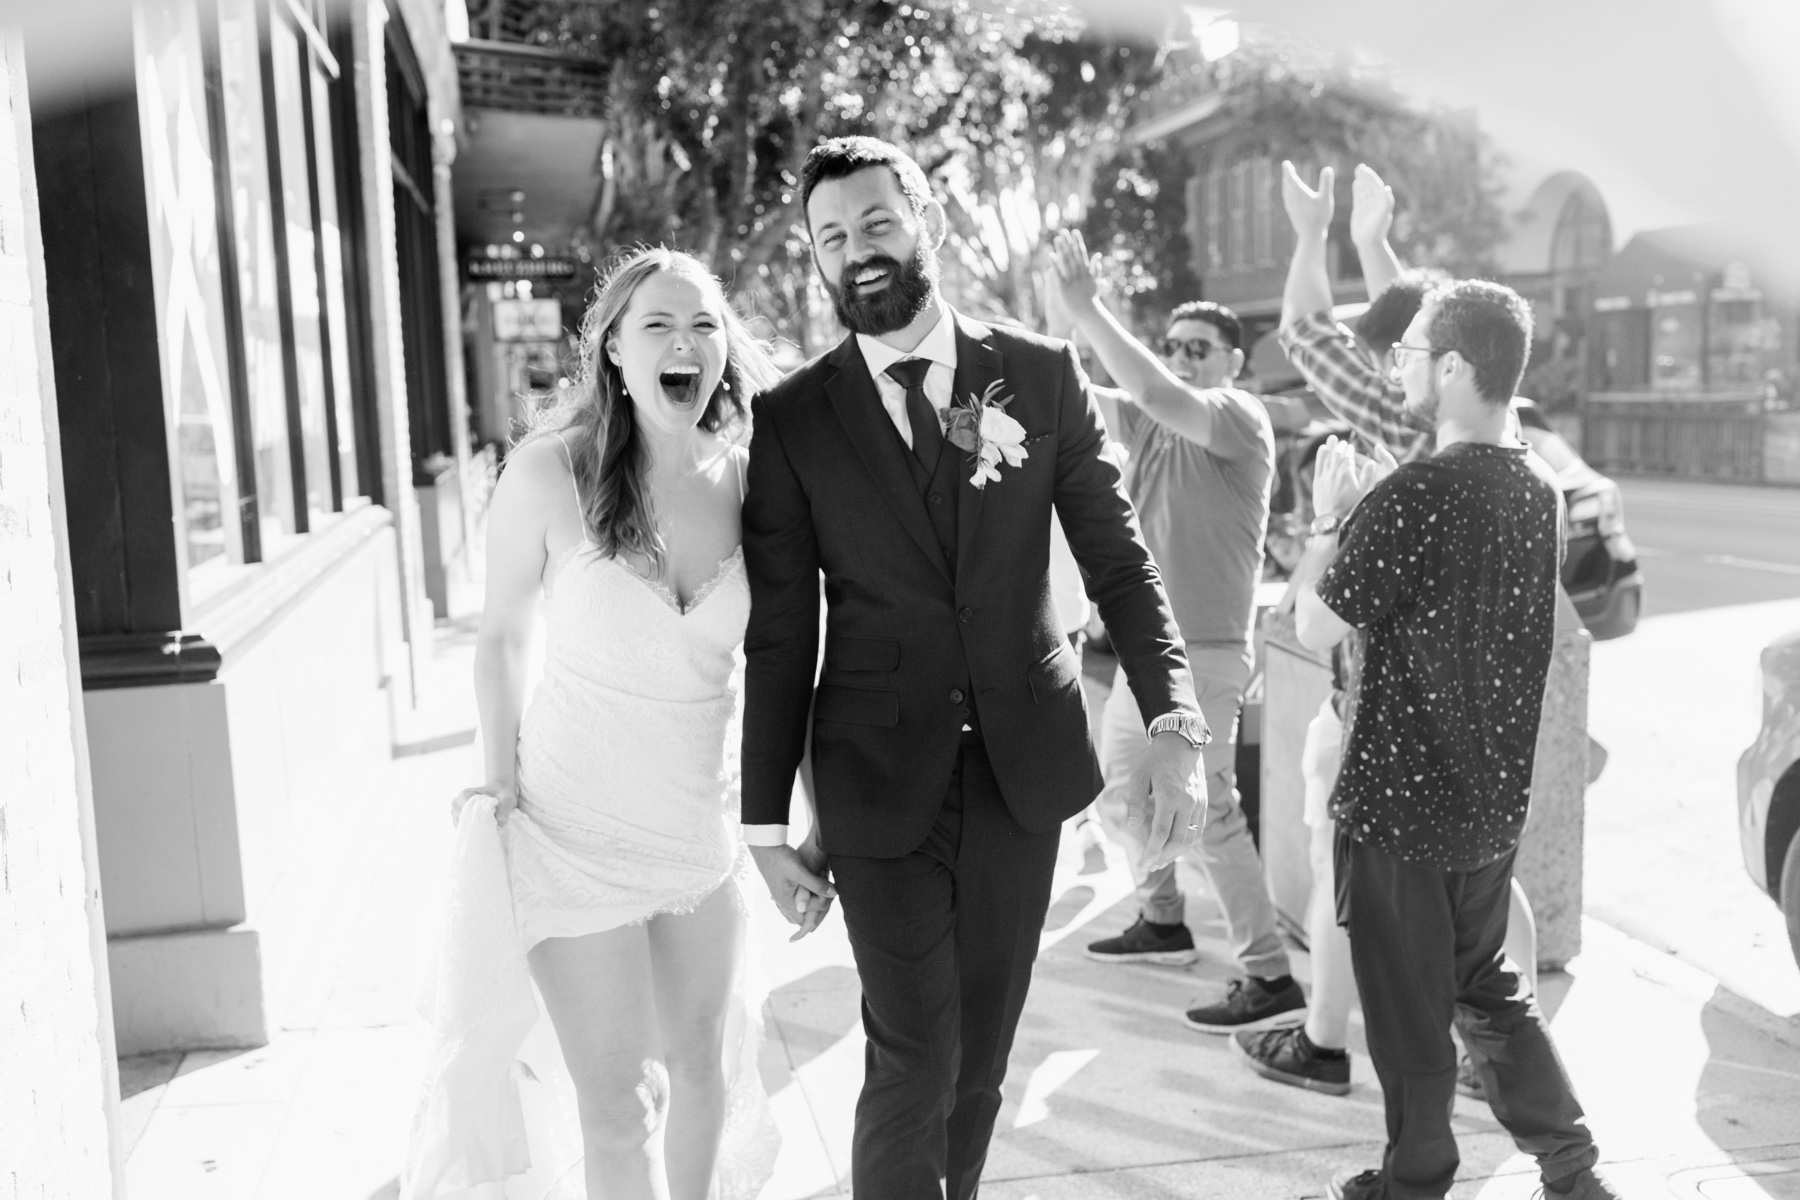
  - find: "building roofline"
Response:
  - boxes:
[1123,91,1224,147]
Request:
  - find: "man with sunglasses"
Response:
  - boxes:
[1048,230,1299,1035]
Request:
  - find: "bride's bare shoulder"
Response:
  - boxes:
[492,434,576,512]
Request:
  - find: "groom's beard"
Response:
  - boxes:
[824,244,939,336]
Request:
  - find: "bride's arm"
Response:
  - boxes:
[462,439,557,822]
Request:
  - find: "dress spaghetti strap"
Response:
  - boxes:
[555,432,586,531]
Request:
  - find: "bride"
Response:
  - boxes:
[406,247,787,1200]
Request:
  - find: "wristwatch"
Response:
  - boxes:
[1310,512,1347,537]
[1148,712,1211,748]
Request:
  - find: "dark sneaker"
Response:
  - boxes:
[1234,1025,1351,1095]
[1329,1167,1386,1200]
[1085,916,1198,966]
[1456,1052,1485,1101]
[1183,976,1306,1033]
[1545,1167,1624,1200]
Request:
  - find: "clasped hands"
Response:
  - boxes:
[749,838,835,942]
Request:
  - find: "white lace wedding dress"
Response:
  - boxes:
[403,461,779,1199]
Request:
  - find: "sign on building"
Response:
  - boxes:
[493,298,564,342]
[466,254,581,281]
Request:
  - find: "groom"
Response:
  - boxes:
[741,136,1206,1199]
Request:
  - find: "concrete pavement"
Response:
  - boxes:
[116,617,1800,1199]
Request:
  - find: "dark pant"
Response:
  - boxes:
[1337,833,1599,1200]
[828,734,1061,1200]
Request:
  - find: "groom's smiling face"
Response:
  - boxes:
[806,166,944,338]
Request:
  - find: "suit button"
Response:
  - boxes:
[929,493,944,506]
[949,688,965,704]
[958,606,973,623]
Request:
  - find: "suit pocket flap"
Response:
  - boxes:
[826,637,901,672]
[814,685,900,727]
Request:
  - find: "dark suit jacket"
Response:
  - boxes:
[741,309,1198,858]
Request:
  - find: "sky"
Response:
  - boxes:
[1143,0,1800,279]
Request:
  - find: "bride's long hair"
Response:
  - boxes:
[526,247,778,573]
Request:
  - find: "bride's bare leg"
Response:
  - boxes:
[529,925,668,1200]
[647,883,743,1200]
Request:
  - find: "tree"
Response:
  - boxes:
[1200,26,1507,277]
[493,0,1182,346]
[1075,23,1509,326]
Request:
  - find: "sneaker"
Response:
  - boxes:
[1543,1167,1624,1200]
[1183,976,1307,1033]
[1329,1167,1386,1200]
[1085,916,1198,966]
[1456,1052,1485,1101]
[1234,1026,1351,1096]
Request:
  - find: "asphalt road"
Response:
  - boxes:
[1585,475,1800,1021]
[1619,476,1800,617]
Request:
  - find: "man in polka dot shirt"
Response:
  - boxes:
[1290,280,1618,1200]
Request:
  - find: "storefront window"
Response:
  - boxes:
[1651,297,1703,391]
[217,0,297,554]
[136,0,245,581]
[308,62,361,501]
[267,10,335,530]
[1708,295,1773,390]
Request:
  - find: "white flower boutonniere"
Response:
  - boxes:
[943,380,1028,489]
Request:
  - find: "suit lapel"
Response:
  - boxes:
[952,314,1003,579]
[823,336,952,582]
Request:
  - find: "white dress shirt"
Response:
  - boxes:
[742,302,959,850]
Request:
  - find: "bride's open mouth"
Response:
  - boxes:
[658,363,703,407]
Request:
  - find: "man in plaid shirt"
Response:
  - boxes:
[1275,162,1437,461]
[1238,160,1539,1109]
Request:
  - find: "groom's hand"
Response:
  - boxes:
[1127,733,1206,876]
[750,843,836,942]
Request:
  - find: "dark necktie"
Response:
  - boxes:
[885,358,943,474]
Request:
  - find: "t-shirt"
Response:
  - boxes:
[1117,399,1273,648]
[1316,441,1564,869]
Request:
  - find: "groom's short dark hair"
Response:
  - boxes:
[801,137,933,225]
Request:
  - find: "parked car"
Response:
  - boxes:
[1737,626,1800,971]
[1511,399,1642,640]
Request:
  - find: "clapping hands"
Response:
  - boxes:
[1281,161,1334,240]
[1284,160,1396,249]
[1312,435,1399,527]
[1349,163,1395,248]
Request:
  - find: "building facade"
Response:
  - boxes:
[1582,224,1800,483]
[6,0,470,1121]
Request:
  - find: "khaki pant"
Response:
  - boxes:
[1096,642,1290,980]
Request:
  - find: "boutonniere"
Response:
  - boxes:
[942,380,1028,489]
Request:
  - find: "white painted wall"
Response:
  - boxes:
[0,30,123,1198]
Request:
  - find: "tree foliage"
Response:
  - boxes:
[492,4,1503,344]
[1077,24,1508,326]
[1207,27,1505,275]
[495,0,1182,344]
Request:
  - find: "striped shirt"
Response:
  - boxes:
[1277,310,1432,461]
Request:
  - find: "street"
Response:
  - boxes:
[1620,478,1800,617]
[1584,476,1800,1021]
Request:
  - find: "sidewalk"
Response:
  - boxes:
[118,621,1800,1199]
